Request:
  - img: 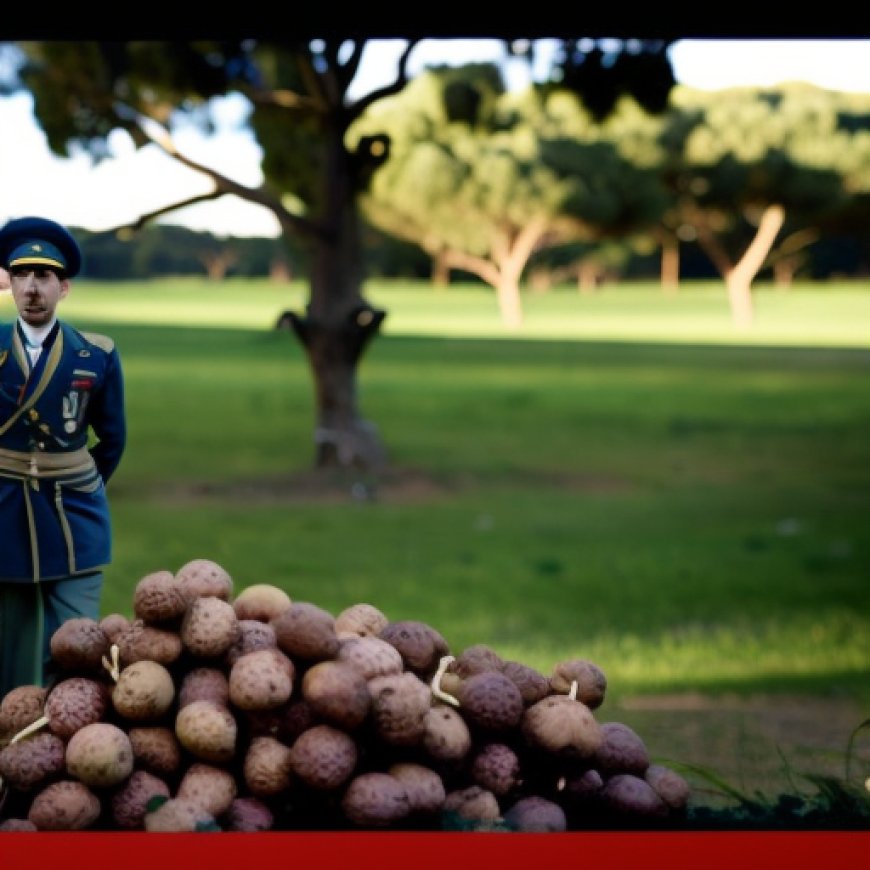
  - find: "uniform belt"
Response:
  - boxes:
[0,446,95,479]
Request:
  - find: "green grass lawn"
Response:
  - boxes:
[9,277,868,713]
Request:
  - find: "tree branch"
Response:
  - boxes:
[241,86,323,113]
[440,247,502,287]
[349,39,420,121]
[110,102,324,239]
[119,191,223,232]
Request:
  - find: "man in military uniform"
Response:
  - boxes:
[0,217,126,699]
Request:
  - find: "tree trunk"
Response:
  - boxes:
[270,258,292,282]
[495,278,523,328]
[724,272,755,328]
[724,204,786,327]
[768,227,820,291]
[577,260,601,294]
[280,135,388,473]
[433,216,551,329]
[431,252,451,288]
[285,308,387,471]
[773,258,797,288]
[201,250,238,280]
[660,236,680,294]
[528,268,553,293]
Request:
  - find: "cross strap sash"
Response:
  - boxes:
[0,329,65,438]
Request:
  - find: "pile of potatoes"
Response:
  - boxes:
[0,559,691,832]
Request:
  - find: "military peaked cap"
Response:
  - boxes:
[0,216,82,277]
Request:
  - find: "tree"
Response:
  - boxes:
[4,38,677,472]
[355,72,669,326]
[659,84,870,324]
[11,39,413,471]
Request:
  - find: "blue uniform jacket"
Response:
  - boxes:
[0,320,126,582]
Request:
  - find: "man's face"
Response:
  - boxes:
[9,266,69,327]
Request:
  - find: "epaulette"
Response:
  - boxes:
[81,331,116,353]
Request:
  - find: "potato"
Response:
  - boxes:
[65,722,134,788]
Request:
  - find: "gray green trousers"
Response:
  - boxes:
[0,572,102,700]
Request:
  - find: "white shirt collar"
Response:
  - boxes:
[18,317,56,349]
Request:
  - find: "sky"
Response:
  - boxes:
[0,39,868,239]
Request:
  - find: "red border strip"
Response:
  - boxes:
[0,832,868,870]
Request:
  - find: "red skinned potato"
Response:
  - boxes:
[175,700,237,764]
[112,661,175,722]
[549,658,607,709]
[500,660,550,705]
[0,731,66,792]
[0,818,38,831]
[600,773,669,818]
[175,558,233,603]
[133,570,187,625]
[301,660,370,730]
[562,768,605,807]
[388,762,446,815]
[450,644,505,678]
[289,724,358,791]
[341,772,411,828]
[45,677,110,739]
[27,779,101,830]
[181,596,240,659]
[503,795,567,832]
[593,721,650,775]
[442,785,501,824]
[470,742,522,797]
[0,685,47,739]
[378,620,449,679]
[224,796,274,832]
[368,671,431,747]
[176,762,238,817]
[337,635,403,681]
[232,584,291,622]
[178,667,230,709]
[645,763,691,811]
[458,671,524,733]
[128,726,182,777]
[115,620,183,668]
[65,722,134,789]
[521,694,603,759]
[111,769,171,829]
[271,601,339,662]
[334,603,389,638]
[243,736,294,797]
[49,617,111,674]
[99,613,131,644]
[422,704,473,764]
[228,648,294,711]
[224,619,278,668]
[144,797,217,832]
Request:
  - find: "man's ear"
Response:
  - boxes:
[59,279,71,298]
